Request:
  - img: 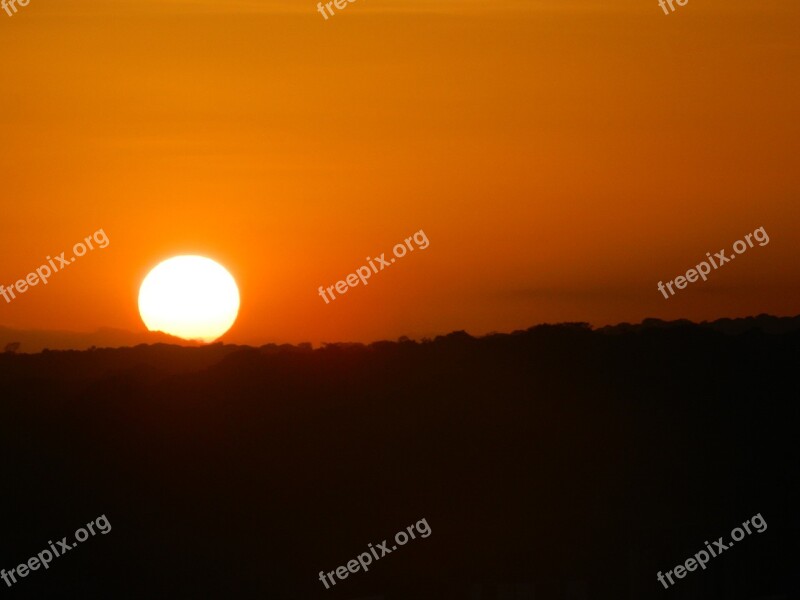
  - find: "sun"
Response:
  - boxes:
[138,256,240,343]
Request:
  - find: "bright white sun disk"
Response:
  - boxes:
[138,256,240,343]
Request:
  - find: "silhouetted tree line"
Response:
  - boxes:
[0,318,798,599]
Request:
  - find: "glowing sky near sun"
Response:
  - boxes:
[0,0,798,345]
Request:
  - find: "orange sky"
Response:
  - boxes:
[1,0,798,345]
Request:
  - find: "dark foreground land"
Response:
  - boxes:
[1,316,798,599]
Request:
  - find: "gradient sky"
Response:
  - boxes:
[1,0,798,345]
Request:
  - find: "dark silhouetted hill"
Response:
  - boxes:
[597,313,800,335]
[0,326,202,354]
[0,316,798,599]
